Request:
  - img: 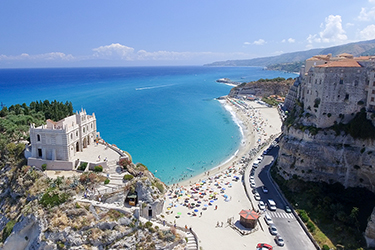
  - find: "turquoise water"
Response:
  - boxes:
[0,66,296,184]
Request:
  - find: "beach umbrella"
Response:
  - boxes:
[204,204,208,207]
[222,188,226,191]
[224,194,228,198]
[177,212,182,215]
[194,209,199,212]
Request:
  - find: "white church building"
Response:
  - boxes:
[27,109,99,170]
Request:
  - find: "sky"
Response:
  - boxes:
[1,0,375,68]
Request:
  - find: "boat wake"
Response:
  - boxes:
[135,84,174,91]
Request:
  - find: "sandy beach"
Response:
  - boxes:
[161,97,284,250]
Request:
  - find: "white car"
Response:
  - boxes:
[264,214,273,225]
[257,156,263,162]
[258,201,266,210]
[250,182,256,188]
[275,235,285,246]
[250,176,255,181]
[269,224,278,235]
[254,193,261,201]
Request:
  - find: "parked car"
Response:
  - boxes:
[258,201,266,210]
[269,224,278,235]
[250,176,255,181]
[254,193,261,201]
[264,214,273,225]
[251,182,256,188]
[275,235,284,246]
[262,186,269,193]
[285,205,292,213]
[256,243,273,250]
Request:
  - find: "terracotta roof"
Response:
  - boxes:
[337,53,354,59]
[46,119,57,124]
[239,209,259,220]
[306,55,331,61]
[315,59,361,68]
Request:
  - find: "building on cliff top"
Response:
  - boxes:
[284,53,375,128]
[26,109,100,170]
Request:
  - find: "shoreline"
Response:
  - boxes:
[177,96,258,187]
[162,96,284,250]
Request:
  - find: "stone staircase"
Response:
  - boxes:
[97,161,126,194]
[185,232,198,250]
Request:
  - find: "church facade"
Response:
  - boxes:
[27,109,98,169]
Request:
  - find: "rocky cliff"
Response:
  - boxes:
[0,162,185,249]
[277,117,375,247]
[278,126,375,192]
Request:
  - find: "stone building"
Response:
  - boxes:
[27,109,98,169]
[284,54,375,128]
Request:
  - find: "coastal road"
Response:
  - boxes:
[247,145,317,250]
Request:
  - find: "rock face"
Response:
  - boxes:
[278,125,375,246]
[278,126,375,191]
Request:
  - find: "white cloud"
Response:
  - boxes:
[0,52,74,61]
[346,22,355,27]
[272,51,284,55]
[281,39,286,43]
[92,43,135,59]
[360,24,375,40]
[243,42,251,45]
[358,6,375,21]
[288,38,295,43]
[307,15,347,44]
[253,39,266,45]
[0,43,259,66]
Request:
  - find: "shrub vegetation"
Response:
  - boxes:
[94,165,103,172]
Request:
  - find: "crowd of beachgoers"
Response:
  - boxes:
[160,97,283,250]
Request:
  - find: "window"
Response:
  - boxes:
[354,80,358,86]
[37,134,41,141]
[339,78,344,84]
[70,133,73,139]
[372,97,375,102]
[38,148,42,157]
[373,81,375,87]
[83,127,85,133]
[76,131,78,136]
[372,90,375,95]
[345,94,349,100]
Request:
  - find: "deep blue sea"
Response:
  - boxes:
[0,66,296,184]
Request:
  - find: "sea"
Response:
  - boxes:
[0,66,297,184]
